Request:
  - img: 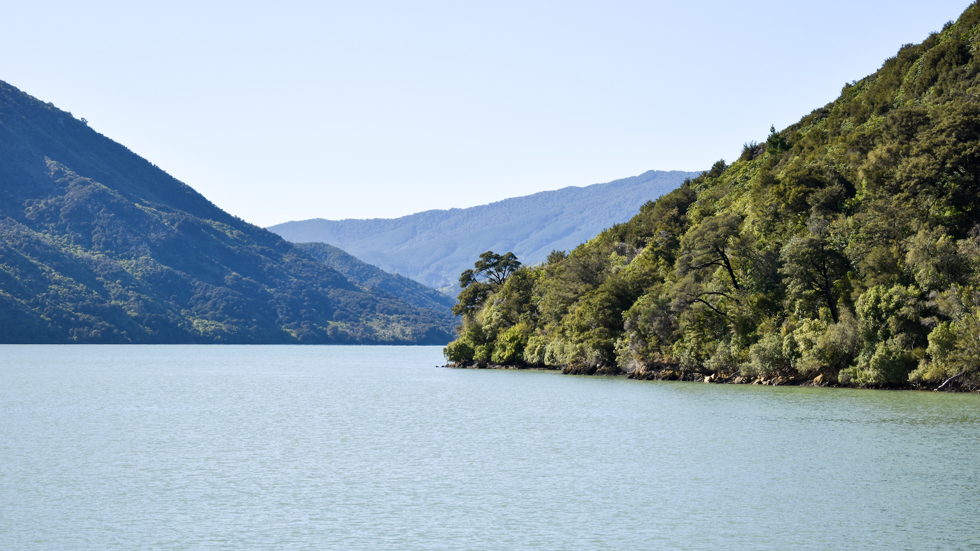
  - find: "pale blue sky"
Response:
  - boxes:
[2,1,972,226]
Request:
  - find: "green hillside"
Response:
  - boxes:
[0,80,453,344]
[444,3,980,390]
[296,242,455,312]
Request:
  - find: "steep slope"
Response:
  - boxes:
[296,242,455,312]
[268,170,696,290]
[0,80,454,344]
[443,3,980,390]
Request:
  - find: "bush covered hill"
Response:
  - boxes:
[296,242,455,312]
[444,3,980,391]
[0,80,454,344]
[268,169,697,291]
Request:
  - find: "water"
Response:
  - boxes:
[1,345,978,550]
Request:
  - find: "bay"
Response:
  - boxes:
[1,345,978,550]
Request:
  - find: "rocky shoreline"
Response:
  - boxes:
[444,361,980,392]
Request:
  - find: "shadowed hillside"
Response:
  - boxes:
[297,242,455,313]
[0,80,454,344]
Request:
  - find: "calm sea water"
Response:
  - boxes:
[1,345,978,550]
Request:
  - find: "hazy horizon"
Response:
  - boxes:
[270,168,695,224]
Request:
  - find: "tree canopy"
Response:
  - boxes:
[442,4,980,390]
[459,251,522,287]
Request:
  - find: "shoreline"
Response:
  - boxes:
[443,361,980,393]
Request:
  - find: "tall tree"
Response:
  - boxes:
[676,214,743,291]
[780,223,850,323]
[459,251,522,287]
[453,251,522,317]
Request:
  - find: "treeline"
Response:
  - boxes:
[443,4,980,390]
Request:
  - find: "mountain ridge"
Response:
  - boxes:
[269,169,697,290]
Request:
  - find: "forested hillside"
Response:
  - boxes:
[0,80,454,344]
[444,3,980,390]
[269,170,696,291]
[296,242,455,312]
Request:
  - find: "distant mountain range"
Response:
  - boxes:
[268,170,697,291]
[0,80,454,344]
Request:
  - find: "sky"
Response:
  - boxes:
[2,0,974,226]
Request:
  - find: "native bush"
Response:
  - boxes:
[843,337,915,385]
[444,339,475,363]
[787,309,860,375]
[744,333,788,378]
[491,324,530,364]
[443,3,980,387]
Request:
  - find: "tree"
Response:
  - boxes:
[547,250,567,264]
[766,124,789,154]
[780,223,850,323]
[669,213,751,353]
[459,251,521,287]
[677,213,743,292]
[452,282,493,317]
[453,251,522,318]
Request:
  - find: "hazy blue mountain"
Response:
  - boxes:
[269,170,697,290]
[297,242,455,312]
[0,79,454,344]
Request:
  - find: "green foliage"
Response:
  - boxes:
[453,251,521,318]
[473,344,492,362]
[616,291,677,371]
[547,250,568,264]
[843,338,915,385]
[452,281,493,317]
[911,313,980,383]
[460,251,522,287]
[905,228,968,291]
[909,321,960,382]
[444,339,475,362]
[706,159,728,179]
[442,3,980,387]
[491,324,530,364]
[739,142,761,162]
[855,284,926,351]
[677,213,744,291]
[765,125,789,155]
[442,318,491,363]
[745,333,788,378]
[297,242,456,312]
[780,224,850,323]
[786,309,860,375]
